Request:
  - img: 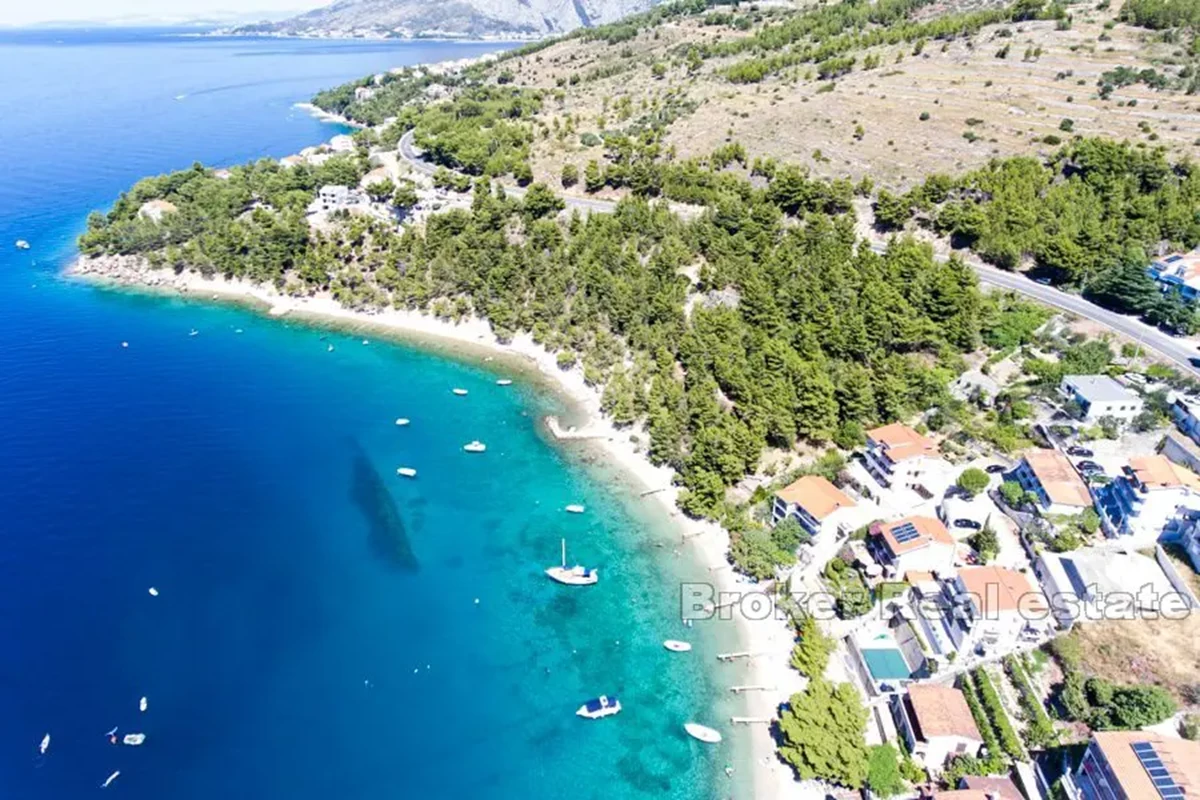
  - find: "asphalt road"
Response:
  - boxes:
[398,130,1199,376]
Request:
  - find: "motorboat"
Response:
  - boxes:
[565,504,585,514]
[663,640,692,653]
[102,771,120,789]
[39,734,49,754]
[148,587,159,597]
[576,695,621,719]
[496,379,513,386]
[452,388,468,396]
[684,723,722,744]
[139,696,147,712]
[189,329,199,337]
[122,733,145,746]
[15,240,30,250]
[396,467,417,478]
[327,344,334,352]
[545,539,598,586]
[463,440,486,453]
[394,418,410,426]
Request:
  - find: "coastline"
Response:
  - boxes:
[68,254,805,797]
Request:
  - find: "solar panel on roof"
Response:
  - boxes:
[1132,741,1185,799]
[892,522,920,544]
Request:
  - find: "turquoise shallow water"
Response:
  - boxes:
[0,27,750,800]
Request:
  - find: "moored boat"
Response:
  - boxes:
[663,640,692,653]
[463,440,486,453]
[39,733,49,754]
[496,379,513,386]
[576,695,621,719]
[139,696,148,712]
[565,504,585,514]
[684,722,722,743]
[122,733,145,746]
[545,538,598,586]
[452,388,468,396]
[15,240,30,250]
[394,418,410,426]
[396,467,417,478]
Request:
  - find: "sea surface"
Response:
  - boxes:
[0,28,746,799]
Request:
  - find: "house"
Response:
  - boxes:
[1013,450,1093,516]
[950,370,1002,408]
[1093,454,1200,542]
[863,423,955,498]
[955,775,1025,800]
[770,475,858,539]
[327,134,356,153]
[1074,730,1200,799]
[869,516,957,576]
[279,154,306,169]
[308,185,367,215]
[137,199,177,222]
[1035,548,1179,629]
[1172,395,1200,446]
[913,566,1047,659]
[354,85,376,101]
[1147,249,1200,301]
[1060,375,1144,426]
[891,683,983,773]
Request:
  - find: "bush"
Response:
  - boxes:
[866,744,906,798]
[969,525,1000,562]
[790,614,833,677]
[1000,480,1027,508]
[919,111,931,121]
[1005,656,1058,749]
[1059,118,1075,132]
[561,162,579,188]
[973,668,1025,759]
[957,467,991,497]
[556,350,578,369]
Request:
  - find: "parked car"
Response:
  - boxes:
[985,464,1007,474]
[1067,446,1095,457]
[1078,460,1104,473]
[954,519,983,530]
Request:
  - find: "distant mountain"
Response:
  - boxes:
[223,0,661,39]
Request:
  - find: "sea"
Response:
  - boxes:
[0,27,751,800]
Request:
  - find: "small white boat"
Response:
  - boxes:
[684,722,722,744]
[394,418,410,427]
[576,695,621,719]
[663,640,692,653]
[327,344,334,352]
[565,504,585,514]
[545,538,598,586]
[396,467,417,478]
[102,771,120,789]
[139,696,148,712]
[121,341,129,348]
[39,733,49,754]
[148,587,159,597]
[122,733,145,746]
[15,240,30,250]
[189,329,199,337]
[496,379,513,386]
[452,388,468,396]
[463,440,486,453]
[361,339,369,345]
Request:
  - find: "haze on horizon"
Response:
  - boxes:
[0,0,311,26]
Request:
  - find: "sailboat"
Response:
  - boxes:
[545,539,598,586]
[39,733,49,755]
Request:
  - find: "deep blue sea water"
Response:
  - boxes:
[0,28,747,799]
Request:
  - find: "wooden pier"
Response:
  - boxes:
[715,651,764,662]
[730,717,774,725]
[729,685,776,694]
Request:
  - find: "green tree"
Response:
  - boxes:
[561,162,579,188]
[790,613,833,677]
[866,744,906,798]
[777,678,869,788]
[584,160,605,192]
[364,178,396,203]
[772,516,811,553]
[970,525,1000,562]
[957,467,991,497]
[521,182,565,221]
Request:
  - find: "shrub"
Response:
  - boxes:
[560,162,579,188]
[1059,118,1075,132]
[957,467,991,497]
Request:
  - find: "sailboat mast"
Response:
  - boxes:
[560,538,566,568]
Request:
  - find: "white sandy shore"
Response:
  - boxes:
[69,254,808,797]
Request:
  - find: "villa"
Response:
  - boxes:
[770,475,858,539]
[862,423,954,499]
[1013,449,1093,516]
[913,565,1047,659]
[890,683,983,774]
[868,516,957,577]
[1071,730,1200,799]
[1060,375,1144,426]
[1093,454,1200,542]
[1146,249,1200,302]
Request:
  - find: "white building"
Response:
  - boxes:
[1172,395,1200,445]
[308,185,368,215]
[890,683,983,774]
[327,134,356,153]
[770,475,860,539]
[868,516,957,576]
[354,85,376,102]
[1093,454,1200,543]
[1060,375,1144,426]
[862,423,955,499]
[1147,249,1200,301]
[913,566,1048,659]
[1035,548,1179,629]
[1013,449,1093,516]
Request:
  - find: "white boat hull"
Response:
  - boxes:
[565,505,585,514]
[577,696,621,718]
[684,723,722,743]
[546,566,598,586]
[663,640,692,652]
[396,468,417,478]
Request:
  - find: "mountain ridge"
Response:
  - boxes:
[224,0,661,39]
